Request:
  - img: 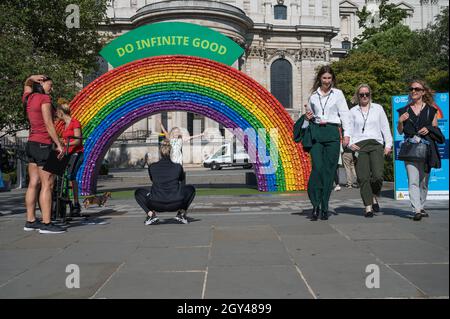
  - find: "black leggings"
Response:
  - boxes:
[135,185,196,214]
[334,167,340,186]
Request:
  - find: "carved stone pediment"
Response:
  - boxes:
[301,48,327,60]
[247,45,267,58]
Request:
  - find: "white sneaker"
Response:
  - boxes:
[144,215,159,225]
[174,213,189,224]
[334,185,341,191]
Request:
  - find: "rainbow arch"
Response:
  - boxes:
[63,56,311,194]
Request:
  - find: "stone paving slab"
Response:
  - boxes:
[389,264,449,297]
[293,254,426,299]
[48,242,141,264]
[0,260,122,299]
[0,187,448,299]
[0,248,62,287]
[357,239,449,264]
[124,247,210,271]
[210,240,292,267]
[331,223,419,241]
[280,233,371,259]
[204,265,313,299]
[94,269,205,299]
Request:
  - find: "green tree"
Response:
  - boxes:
[0,0,109,137]
[355,7,449,92]
[415,7,449,91]
[353,0,411,47]
[332,52,405,181]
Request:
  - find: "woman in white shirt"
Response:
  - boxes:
[159,121,203,165]
[349,84,392,217]
[304,65,352,221]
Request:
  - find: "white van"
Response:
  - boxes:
[203,144,252,170]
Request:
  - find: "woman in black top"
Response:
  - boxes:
[397,80,444,221]
[134,139,196,225]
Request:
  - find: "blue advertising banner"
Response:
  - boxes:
[0,169,4,188]
[392,93,449,200]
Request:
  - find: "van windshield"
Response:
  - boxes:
[212,146,227,158]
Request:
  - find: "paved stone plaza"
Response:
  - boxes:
[0,184,448,299]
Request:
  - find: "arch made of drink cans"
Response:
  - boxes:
[61,56,311,194]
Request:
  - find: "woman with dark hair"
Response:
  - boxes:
[22,75,65,234]
[303,65,352,221]
[397,80,444,221]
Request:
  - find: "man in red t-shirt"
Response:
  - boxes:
[23,75,66,234]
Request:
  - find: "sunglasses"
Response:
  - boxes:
[409,87,424,92]
[359,93,370,98]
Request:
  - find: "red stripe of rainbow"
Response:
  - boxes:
[62,56,310,194]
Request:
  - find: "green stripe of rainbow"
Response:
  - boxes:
[64,56,310,194]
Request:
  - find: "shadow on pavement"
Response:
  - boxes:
[151,216,201,225]
[335,206,414,219]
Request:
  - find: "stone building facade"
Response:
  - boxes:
[95,0,447,165]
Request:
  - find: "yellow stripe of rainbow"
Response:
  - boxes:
[61,56,310,194]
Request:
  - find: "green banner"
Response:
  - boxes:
[100,22,244,67]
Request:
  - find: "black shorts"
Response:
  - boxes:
[26,141,52,167]
[67,152,84,181]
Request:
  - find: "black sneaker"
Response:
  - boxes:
[420,209,429,217]
[372,202,380,213]
[24,219,42,231]
[70,203,82,217]
[364,210,374,218]
[39,223,67,234]
[413,212,422,221]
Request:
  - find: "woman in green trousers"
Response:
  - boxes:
[304,66,352,221]
[348,84,392,217]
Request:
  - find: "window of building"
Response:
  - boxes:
[342,40,352,50]
[187,112,205,136]
[161,112,168,133]
[274,5,287,20]
[270,59,292,108]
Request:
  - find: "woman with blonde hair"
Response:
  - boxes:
[159,120,203,165]
[348,84,392,217]
[397,80,444,221]
[134,139,196,225]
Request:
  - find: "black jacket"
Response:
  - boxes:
[148,158,185,202]
[423,125,445,172]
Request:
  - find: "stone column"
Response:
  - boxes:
[315,0,322,16]
[301,0,309,16]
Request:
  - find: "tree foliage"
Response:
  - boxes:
[353,0,411,47]
[332,51,404,125]
[335,6,449,181]
[0,0,109,136]
[355,7,449,92]
[332,52,405,181]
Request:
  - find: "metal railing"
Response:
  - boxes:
[116,130,151,142]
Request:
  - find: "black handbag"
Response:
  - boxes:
[397,140,429,162]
